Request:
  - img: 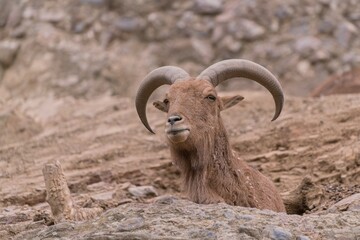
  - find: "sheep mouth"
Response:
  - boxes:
[166,128,190,143]
[166,128,190,135]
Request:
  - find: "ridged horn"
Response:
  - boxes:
[196,59,284,121]
[136,66,190,133]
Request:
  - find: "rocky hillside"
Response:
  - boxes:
[1,0,360,100]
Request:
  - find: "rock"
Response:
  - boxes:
[114,16,144,33]
[219,35,242,53]
[80,0,110,7]
[238,226,261,239]
[274,4,294,21]
[71,21,89,34]
[228,19,265,41]
[128,186,158,198]
[6,4,22,28]
[194,0,223,15]
[267,226,293,240]
[318,19,335,34]
[38,9,66,23]
[0,0,11,27]
[328,193,360,212]
[116,217,145,232]
[0,40,19,67]
[12,199,360,240]
[0,64,3,81]
[191,37,214,64]
[143,13,174,41]
[153,195,179,204]
[9,26,27,38]
[334,21,358,49]
[297,236,311,240]
[294,36,321,57]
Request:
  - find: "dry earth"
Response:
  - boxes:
[0,90,359,239]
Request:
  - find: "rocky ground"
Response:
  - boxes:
[0,0,360,239]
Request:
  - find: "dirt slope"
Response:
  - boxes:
[0,91,359,239]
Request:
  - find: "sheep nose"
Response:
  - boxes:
[168,115,182,125]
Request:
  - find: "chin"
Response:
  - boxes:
[167,130,190,143]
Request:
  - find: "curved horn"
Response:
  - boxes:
[136,66,190,133]
[196,59,284,121]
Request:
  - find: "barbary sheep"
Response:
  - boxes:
[135,59,286,212]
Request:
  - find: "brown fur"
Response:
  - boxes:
[154,79,286,212]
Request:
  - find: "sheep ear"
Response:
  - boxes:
[221,95,244,110]
[153,101,169,112]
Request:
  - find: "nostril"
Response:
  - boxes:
[168,115,182,125]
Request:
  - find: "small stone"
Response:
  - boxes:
[191,37,214,64]
[318,19,335,34]
[297,60,312,76]
[334,21,358,49]
[239,226,261,239]
[328,193,360,212]
[38,10,66,23]
[229,19,265,41]
[117,217,145,232]
[0,64,3,82]
[294,36,321,57]
[297,236,311,240]
[0,40,20,67]
[268,226,293,240]
[9,26,27,38]
[220,35,242,53]
[0,0,11,27]
[39,222,75,238]
[194,0,223,15]
[274,4,294,21]
[223,209,236,219]
[72,21,89,34]
[153,195,179,204]
[6,4,22,28]
[80,0,109,7]
[114,16,144,32]
[128,185,158,198]
[99,30,113,48]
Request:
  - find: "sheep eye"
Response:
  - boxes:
[163,98,169,104]
[206,95,216,101]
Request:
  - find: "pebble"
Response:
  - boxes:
[0,64,3,81]
[294,36,321,57]
[239,226,261,239]
[194,0,223,15]
[268,226,293,240]
[0,40,20,67]
[334,21,358,49]
[297,236,311,240]
[128,186,158,198]
[80,0,109,7]
[191,37,214,64]
[229,19,265,41]
[0,0,10,27]
[114,16,144,33]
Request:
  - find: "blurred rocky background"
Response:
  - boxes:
[0,0,359,102]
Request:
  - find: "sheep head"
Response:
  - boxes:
[152,79,244,145]
[135,59,284,137]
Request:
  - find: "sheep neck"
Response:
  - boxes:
[170,121,236,203]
